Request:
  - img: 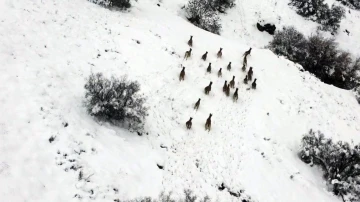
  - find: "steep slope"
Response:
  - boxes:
[0,0,360,202]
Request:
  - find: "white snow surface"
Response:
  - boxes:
[0,0,360,202]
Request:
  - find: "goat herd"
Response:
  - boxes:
[181,36,258,132]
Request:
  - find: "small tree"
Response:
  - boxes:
[300,130,360,201]
[185,0,222,34]
[84,73,147,130]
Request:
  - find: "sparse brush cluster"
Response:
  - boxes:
[289,0,345,33]
[119,188,254,202]
[335,0,360,10]
[118,190,210,202]
[88,0,131,9]
[268,26,360,90]
[299,130,360,202]
[84,73,147,131]
[184,0,235,35]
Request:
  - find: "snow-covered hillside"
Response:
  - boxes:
[0,0,360,202]
[158,0,360,56]
[220,0,360,55]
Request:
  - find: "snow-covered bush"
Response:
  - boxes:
[289,0,326,18]
[88,0,131,9]
[305,35,352,88]
[212,0,236,13]
[111,0,131,9]
[299,130,360,201]
[335,0,360,10]
[267,27,307,63]
[305,35,360,89]
[184,0,236,34]
[84,73,147,130]
[185,0,222,35]
[289,0,345,33]
[319,5,345,33]
[268,27,359,89]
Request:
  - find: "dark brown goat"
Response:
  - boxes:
[184,48,192,60]
[225,84,230,96]
[233,88,238,102]
[204,81,213,95]
[229,76,235,88]
[201,51,208,61]
[186,117,193,129]
[227,62,232,71]
[243,47,252,57]
[218,68,222,77]
[243,75,248,84]
[242,64,246,72]
[207,63,212,73]
[194,98,201,110]
[188,36,193,47]
[243,55,247,67]
[179,66,185,81]
[205,113,212,131]
[217,48,223,58]
[247,67,253,81]
[252,78,257,89]
[223,80,228,92]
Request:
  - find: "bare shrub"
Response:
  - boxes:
[268,27,359,89]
